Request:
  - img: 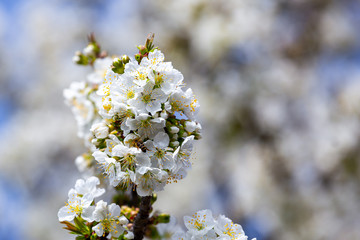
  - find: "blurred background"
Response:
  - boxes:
[1,0,360,239]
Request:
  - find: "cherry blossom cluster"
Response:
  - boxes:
[156,210,256,240]
[64,40,201,196]
[58,177,133,239]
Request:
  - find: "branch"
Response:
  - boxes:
[133,196,152,240]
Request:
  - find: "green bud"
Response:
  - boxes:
[135,53,142,63]
[138,45,147,55]
[121,54,130,64]
[154,213,170,224]
[112,58,125,74]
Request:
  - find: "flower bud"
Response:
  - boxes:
[185,121,197,133]
[154,213,170,224]
[171,141,179,147]
[170,126,179,134]
[138,45,147,55]
[112,57,125,74]
[160,111,168,119]
[90,122,109,139]
[135,53,142,63]
[171,134,178,140]
[121,54,130,64]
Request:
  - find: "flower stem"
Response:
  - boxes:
[133,196,152,240]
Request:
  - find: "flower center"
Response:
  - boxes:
[140,119,151,128]
[126,89,135,99]
[155,73,164,87]
[142,94,151,104]
[154,148,165,159]
[68,202,83,215]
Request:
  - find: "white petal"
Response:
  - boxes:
[74,179,86,193]
[93,223,104,237]
[154,132,170,149]
[108,203,121,217]
[81,193,94,207]
[86,176,100,187]
[136,152,151,167]
[58,206,75,222]
[82,206,95,222]
[136,185,152,196]
[146,101,162,115]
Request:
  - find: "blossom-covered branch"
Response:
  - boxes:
[58,34,255,240]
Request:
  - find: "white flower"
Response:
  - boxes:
[124,60,150,87]
[128,82,168,115]
[214,215,246,240]
[173,136,194,173]
[145,132,175,170]
[165,88,199,120]
[141,49,165,67]
[132,166,168,196]
[87,200,128,238]
[74,176,105,198]
[176,210,256,240]
[184,209,216,237]
[182,88,200,121]
[111,73,143,104]
[127,113,166,139]
[112,143,151,170]
[90,122,109,139]
[149,65,183,94]
[165,89,189,116]
[58,189,93,222]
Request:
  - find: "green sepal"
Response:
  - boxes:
[75,236,87,240]
[61,221,82,234]
[74,217,88,234]
[152,213,170,225]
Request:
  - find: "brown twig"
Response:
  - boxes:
[133,196,152,240]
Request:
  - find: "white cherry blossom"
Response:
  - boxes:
[85,200,129,238]
[57,189,93,222]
